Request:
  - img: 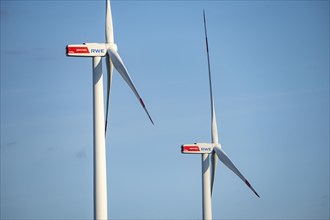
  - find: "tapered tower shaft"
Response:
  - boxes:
[202,153,212,220]
[93,56,108,220]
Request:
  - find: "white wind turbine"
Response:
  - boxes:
[181,11,259,220]
[66,0,153,219]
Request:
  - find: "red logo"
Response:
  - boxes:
[182,145,200,152]
[67,46,90,54]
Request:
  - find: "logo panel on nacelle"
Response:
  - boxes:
[66,43,107,57]
[181,143,214,154]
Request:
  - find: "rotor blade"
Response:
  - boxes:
[204,10,219,195]
[203,10,219,144]
[214,146,260,198]
[210,151,218,196]
[107,48,154,125]
[106,0,114,44]
[105,54,113,135]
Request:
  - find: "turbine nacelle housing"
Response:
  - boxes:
[66,43,107,57]
[181,143,220,154]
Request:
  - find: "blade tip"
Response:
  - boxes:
[245,180,260,198]
[139,98,154,125]
[255,191,260,198]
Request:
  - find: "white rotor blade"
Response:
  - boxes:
[106,0,114,44]
[214,146,260,198]
[204,12,219,145]
[203,10,219,195]
[210,105,218,196]
[107,48,154,124]
[105,54,113,135]
[211,152,218,195]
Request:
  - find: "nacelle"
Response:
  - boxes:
[66,43,107,57]
[181,143,214,154]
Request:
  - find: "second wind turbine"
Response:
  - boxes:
[181,11,259,220]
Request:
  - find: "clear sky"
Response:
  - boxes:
[1,0,329,219]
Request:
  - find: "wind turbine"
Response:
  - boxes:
[181,11,259,220]
[66,0,153,219]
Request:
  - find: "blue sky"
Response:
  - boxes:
[1,0,329,219]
